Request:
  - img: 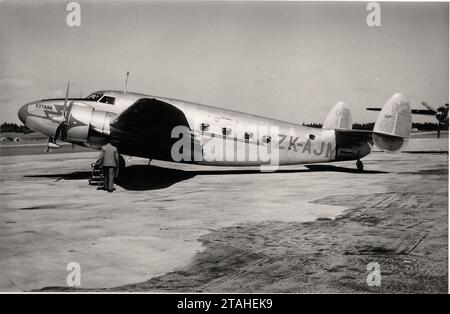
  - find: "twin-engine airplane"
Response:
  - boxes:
[18,83,412,172]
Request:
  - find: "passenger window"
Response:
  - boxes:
[262,136,271,143]
[99,96,116,105]
[222,127,231,136]
[201,123,210,132]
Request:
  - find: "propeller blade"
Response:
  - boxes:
[52,81,71,141]
[48,142,61,149]
[61,80,70,120]
[421,101,437,113]
[44,137,50,152]
[437,122,441,139]
[44,137,61,151]
[54,123,63,141]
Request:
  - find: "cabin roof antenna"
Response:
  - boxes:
[123,71,130,94]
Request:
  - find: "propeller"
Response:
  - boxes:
[45,81,70,151]
[62,80,70,120]
[44,137,51,152]
[419,102,448,139]
[44,137,61,152]
[435,105,449,139]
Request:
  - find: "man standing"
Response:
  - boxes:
[97,140,120,192]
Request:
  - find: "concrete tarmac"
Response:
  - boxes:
[0,137,447,292]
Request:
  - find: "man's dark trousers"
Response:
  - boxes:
[103,166,116,191]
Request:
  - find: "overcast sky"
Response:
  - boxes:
[0,1,448,124]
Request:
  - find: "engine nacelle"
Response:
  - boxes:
[64,104,116,147]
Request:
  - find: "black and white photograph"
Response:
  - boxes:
[0,0,448,298]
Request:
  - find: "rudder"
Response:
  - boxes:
[373,93,412,153]
[323,101,352,130]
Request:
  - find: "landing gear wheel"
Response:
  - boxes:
[356,159,364,172]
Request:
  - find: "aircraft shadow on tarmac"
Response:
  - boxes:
[24,164,387,191]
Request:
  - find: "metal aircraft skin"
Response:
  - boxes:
[367,102,449,138]
[18,87,412,170]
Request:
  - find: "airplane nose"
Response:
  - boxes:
[18,104,28,124]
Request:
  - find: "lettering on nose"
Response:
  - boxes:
[36,103,55,111]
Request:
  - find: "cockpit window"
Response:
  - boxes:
[85,93,103,101]
[99,96,115,105]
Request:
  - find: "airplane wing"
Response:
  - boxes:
[110,98,191,140]
[109,98,201,160]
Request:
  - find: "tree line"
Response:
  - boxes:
[1,121,447,134]
[303,122,448,131]
[0,123,31,133]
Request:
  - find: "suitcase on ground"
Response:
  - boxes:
[88,162,104,188]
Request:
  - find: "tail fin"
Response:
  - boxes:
[373,93,412,153]
[323,101,352,130]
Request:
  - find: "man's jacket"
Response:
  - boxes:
[98,143,119,167]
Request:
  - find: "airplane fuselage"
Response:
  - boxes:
[18,90,372,166]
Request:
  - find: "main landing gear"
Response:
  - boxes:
[356,159,364,172]
[119,154,126,171]
[116,154,126,179]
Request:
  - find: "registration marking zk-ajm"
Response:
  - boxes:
[199,131,335,158]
